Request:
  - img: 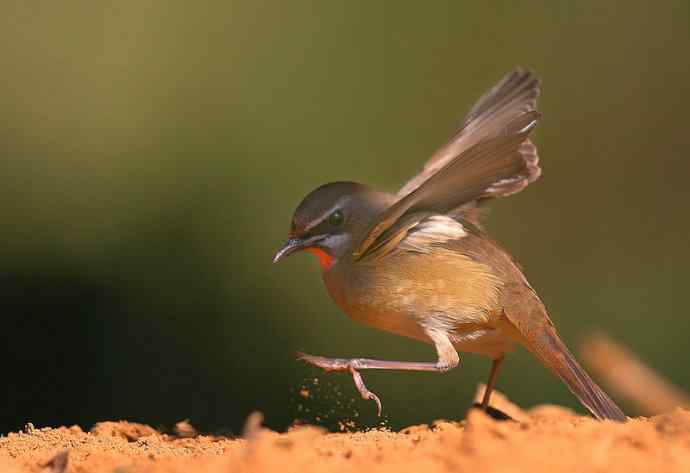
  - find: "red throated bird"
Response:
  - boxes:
[274,69,626,421]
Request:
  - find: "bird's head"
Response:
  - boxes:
[273,181,393,270]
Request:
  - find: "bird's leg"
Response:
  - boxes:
[296,354,451,372]
[296,353,445,416]
[481,356,505,410]
[297,329,459,416]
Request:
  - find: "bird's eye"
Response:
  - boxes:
[328,209,344,227]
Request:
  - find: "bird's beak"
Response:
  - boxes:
[273,235,325,263]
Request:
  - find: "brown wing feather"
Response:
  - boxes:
[398,68,541,197]
[354,112,540,261]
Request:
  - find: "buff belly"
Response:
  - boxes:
[324,251,515,359]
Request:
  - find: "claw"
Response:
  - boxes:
[295,352,383,416]
[349,366,383,416]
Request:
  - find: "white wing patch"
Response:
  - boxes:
[399,215,467,253]
[484,176,525,195]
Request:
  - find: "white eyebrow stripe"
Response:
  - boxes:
[303,197,351,233]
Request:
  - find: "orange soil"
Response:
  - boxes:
[2,390,690,473]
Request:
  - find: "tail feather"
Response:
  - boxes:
[530,327,627,421]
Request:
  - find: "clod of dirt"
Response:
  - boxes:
[90,421,159,441]
[173,420,197,438]
[40,450,68,473]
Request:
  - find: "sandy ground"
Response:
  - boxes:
[3,389,690,473]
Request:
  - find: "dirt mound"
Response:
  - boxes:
[3,392,690,473]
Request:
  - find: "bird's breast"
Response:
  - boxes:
[322,249,505,345]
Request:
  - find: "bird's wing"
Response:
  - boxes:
[353,111,540,261]
[398,68,541,198]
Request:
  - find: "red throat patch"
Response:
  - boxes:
[306,247,335,270]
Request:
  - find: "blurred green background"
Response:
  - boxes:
[2,1,689,434]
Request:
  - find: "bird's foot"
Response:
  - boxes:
[469,402,514,421]
[296,352,353,372]
[296,352,383,416]
[348,365,383,416]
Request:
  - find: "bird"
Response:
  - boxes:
[273,68,626,422]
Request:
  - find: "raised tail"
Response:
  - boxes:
[528,326,627,421]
